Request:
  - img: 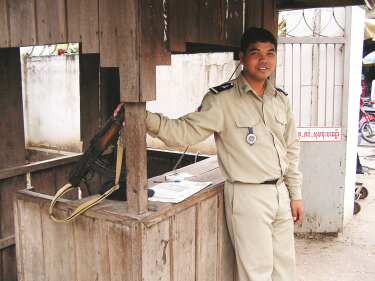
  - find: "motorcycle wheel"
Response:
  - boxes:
[353,201,361,215]
[359,186,369,200]
[361,121,375,143]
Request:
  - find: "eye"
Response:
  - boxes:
[248,51,260,57]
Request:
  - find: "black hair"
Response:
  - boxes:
[240,27,277,53]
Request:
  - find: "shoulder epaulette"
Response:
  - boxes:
[275,87,288,96]
[209,82,234,94]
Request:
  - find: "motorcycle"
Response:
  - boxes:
[359,98,375,143]
[353,181,369,215]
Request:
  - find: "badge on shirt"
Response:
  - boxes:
[246,128,256,145]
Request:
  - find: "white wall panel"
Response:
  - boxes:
[22,55,81,152]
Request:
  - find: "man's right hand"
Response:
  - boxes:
[113,103,125,126]
[113,103,124,118]
[291,200,304,225]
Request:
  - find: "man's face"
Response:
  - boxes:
[239,42,276,82]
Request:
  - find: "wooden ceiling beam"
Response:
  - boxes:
[277,0,365,10]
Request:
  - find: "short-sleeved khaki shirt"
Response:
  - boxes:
[146,74,302,200]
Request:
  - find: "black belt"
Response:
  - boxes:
[261,179,279,185]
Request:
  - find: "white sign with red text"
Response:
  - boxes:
[297,127,342,142]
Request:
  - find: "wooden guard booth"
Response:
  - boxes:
[0,0,363,280]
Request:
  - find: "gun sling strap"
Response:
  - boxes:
[48,137,124,223]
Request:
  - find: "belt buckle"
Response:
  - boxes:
[263,179,279,185]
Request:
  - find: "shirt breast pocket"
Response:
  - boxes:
[275,111,287,133]
[234,116,262,144]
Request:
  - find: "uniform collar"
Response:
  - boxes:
[237,72,275,99]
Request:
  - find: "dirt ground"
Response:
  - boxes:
[295,145,375,281]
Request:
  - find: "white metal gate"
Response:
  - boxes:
[275,7,366,233]
[276,8,347,128]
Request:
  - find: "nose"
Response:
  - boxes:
[258,53,267,62]
[258,54,268,64]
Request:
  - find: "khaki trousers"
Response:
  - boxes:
[224,181,296,281]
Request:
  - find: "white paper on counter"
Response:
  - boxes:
[148,181,212,203]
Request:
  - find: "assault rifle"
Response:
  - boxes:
[69,106,125,187]
[49,105,153,223]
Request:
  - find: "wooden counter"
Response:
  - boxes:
[14,156,235,281]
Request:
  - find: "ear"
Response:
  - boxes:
[239,51,244,65]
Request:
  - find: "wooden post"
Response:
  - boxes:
[0,48,25,169]
[124,103,148,213]
[79,53,100,151]
[0,47,26,281]
[118,0,157,212]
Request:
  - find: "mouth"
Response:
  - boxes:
[257,66,270,71]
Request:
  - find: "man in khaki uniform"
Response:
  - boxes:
[118,27,303,281]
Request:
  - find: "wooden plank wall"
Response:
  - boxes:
[36,0,67,45]
[168,0,243,53]
[98,0,122,68]
[245,0,278,33]
[0,0,269,188]
[97,0,169,101]
[0,159,82,281]
[142,192,235,281]
[0,0,278,97]
[0,0,279,278]
[14,193,138,281]
[14,186,234,281]
[98,0,171,101]
[30,163,79,198]
[0,175,25,281]
[0,0,278,254]
[0,0,9,48]
[8,0,37,47]
[67,0,99,54]
[0,0,276,173]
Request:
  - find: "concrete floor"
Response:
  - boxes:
[296,145,375,281]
